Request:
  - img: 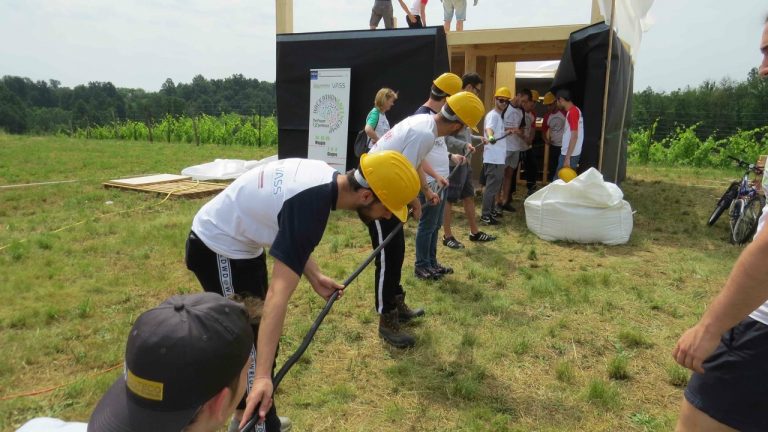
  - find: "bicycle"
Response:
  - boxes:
[707,156,765,244]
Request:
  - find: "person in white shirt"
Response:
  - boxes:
[498,88,530,213]
[366,90,484,349]
[554,88,584,176]
[186,153,421,431]
[542,91,566,181]
[407,0,428,27]
[672,16,768,432]
[480,87,512,225]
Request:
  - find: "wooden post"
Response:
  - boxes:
[193,115,200,146]
[598,0,616,172]
[147,116,154,143]
[258,107,263,147]
[276,0,293,34]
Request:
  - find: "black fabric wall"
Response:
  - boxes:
[551,23,634,183]
[275,27,450,171]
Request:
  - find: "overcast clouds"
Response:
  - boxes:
[0,0,765,92]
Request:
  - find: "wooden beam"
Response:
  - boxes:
[591,0,605,24]
[276,0,293,34]
[447,25,584,46]
[464,46,477,76]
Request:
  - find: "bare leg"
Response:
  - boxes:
[443,202,454,238]
[370,25,376,30]
[462,196,479,234]
[675,398,738,432]
[500,166,512,206]
[457,20,464,31]
[444,21,451,32]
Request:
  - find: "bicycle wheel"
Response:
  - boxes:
[708,182,738,226]
[732,197,763,244]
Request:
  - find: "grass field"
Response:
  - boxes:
[0,134,749,431]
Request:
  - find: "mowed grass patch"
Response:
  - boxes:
[0,135,744,431]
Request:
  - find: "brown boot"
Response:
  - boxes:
[378,310,416,348]
[395,291,425,324]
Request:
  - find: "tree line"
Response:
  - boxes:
[0,74,275,134]
[632,67,768,141]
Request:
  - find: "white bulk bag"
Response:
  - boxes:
[181,155,277,181]
[524,168,633,245]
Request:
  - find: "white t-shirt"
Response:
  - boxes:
[425,137,450,185]
[546,110,566,146]
[16,418,87,432]
[483,110,506,165]
[191,158,338,276]
[502,105,527,151]
[561,105,584,156]
[369,113,437,168]
[748,205,768,325]
[409,0,427,15]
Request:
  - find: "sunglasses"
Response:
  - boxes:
[495,98,510,104]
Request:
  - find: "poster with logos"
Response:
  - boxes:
[307,68,351,172]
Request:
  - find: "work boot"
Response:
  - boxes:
[395,291,425,323]
[378,310,416,348]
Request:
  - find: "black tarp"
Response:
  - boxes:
[551,22,634,183]
[275,27,450,171]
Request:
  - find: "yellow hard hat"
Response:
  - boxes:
[432,73,463,97]
[558,167,577,183]
[444,91,485,133]
[542,92,556,105]
[494,86,512,99]
[530,89,540,102]
[359,151,420,222]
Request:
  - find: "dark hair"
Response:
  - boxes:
[516,88,533,100]
[462,72,483,88]
[556,89,572,102]
[345,169,380,201]
[429,84,448,101]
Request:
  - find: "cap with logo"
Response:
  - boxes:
[88,292,254,432]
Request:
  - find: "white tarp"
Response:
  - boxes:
[524,168,633,245]
[181,156,277,181]
[597,0,655,57]
[515,61,560,79]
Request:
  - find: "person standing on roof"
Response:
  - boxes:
[407,0,428,28]
[443,0,477,32]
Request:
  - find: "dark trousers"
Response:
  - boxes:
[367,217,405,314]
[510,149,538,198]
[406,15,424,28]
[185,231,281,432]
[547,145,561,181]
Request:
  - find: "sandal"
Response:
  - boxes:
[442,236,465,249]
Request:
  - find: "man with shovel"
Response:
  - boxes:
[185,152,420,432]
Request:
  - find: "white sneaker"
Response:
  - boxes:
[279,416,293,432]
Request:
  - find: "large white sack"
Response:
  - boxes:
[524,168,633,245]
[181,155,277,180]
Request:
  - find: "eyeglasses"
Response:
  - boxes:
[495,98,510,104]
[471,85,482,95]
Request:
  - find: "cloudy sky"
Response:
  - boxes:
[0,0,765,92]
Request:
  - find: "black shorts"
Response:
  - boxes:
[446,163,474,203]
[685,317,768,432]
[185,231,268,299]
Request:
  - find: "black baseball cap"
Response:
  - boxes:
[88,293,254,432]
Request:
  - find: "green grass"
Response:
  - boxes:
[0,134,746,431]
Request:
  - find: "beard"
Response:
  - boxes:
[357,202,377,224]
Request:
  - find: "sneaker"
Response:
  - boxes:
[491,209,504,219]
[469,231,496,242]
[480,215,500,225]
[414,266,439,280]
[442,236,465,249]
[279,416,293,432]
[433,263,454,274]
[501,202,516,212]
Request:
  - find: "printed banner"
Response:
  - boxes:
[307,68,351,172]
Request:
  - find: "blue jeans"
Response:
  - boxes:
[553,153,581,181]
[415,190,446,268]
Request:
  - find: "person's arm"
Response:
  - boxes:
[674,229,768,373]
[417,163,440,205]
[397,0,416,22]
[563,110,578,167]
[303,257,344,300]
[241,259,300,428]
[444,134,468,154]
[420,0,427,25]
[364,124,378,142]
